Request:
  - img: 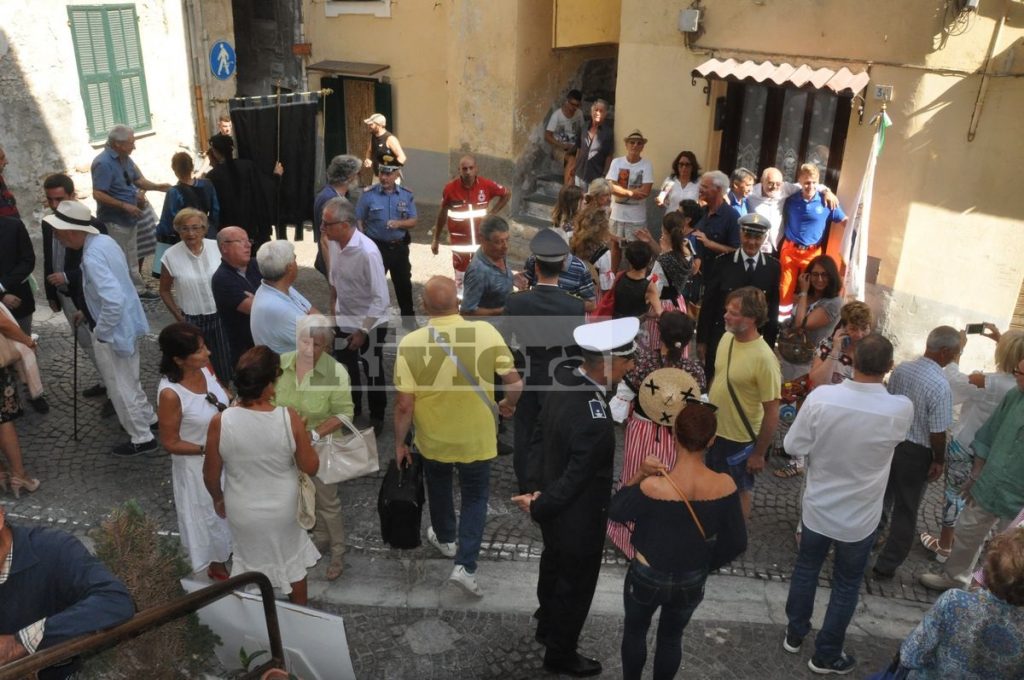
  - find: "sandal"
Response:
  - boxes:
[919,532,951,562]
[773,462,804,479]
[326,556,344,581]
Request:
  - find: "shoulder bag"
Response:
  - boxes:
[429,327,499,428]
[314,413,380,484]
[777,308,816,364]
[288,408,317,530]
[724,337,760,466]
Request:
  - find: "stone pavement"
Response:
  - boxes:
[6,217,945,676]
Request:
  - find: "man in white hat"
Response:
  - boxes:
[362,113,406,178]
[605,130,654,273]
[44,201,158,457]
[512,316,639,677]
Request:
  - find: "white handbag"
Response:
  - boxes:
[314,414,380,484]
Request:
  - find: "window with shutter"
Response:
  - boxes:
[68,4,152,142]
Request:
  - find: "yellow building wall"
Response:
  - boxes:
[553,0,621,48]
[615,0,1024,357]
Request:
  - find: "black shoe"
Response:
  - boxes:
[82,383,107,398]
[111,439,158,457]
[28,396,50,414]
[782,628,803,654]
[542,652,602,678]
[101,399,116,418]
[497,440,514,456]
[808,652,856,675]
[871,567,894,581]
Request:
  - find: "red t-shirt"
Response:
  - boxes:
[442,177,508,241]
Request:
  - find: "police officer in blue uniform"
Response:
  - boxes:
[513,317,640,677]
[504,228,585,491]
[355,164,418,328]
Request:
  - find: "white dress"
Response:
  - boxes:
[218,406,320,593]
[158,368,233,572]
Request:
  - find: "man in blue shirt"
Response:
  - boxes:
[212,227,262,368]
[250,240,314,355]
[312,154,361,276]
[355,165,418,329]
[779,163,846,316]
[45,201,158,457]
[90,125,170,298]
[695,171,741,256]
[728,167,755,216]
[461,216,515,319]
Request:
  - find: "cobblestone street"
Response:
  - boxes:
[6,221,941,677]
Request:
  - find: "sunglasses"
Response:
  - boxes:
[205,393,228,412]
[684,396,718,412]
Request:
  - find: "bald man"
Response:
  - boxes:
[432,155,511,299]
[394,275,521,597]
[211,226,262,369]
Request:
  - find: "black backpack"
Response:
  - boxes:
[377,457,425,549]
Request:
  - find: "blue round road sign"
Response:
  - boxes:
[210,40,236,80]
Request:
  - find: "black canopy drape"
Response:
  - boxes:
[230,93,318,239]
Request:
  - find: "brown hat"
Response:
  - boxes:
[638,368,702,427]
[623,129,648,144]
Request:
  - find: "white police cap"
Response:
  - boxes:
[573,317,640,356]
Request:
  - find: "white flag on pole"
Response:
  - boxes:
[842,111,892,301]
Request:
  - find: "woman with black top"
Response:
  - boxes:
[608,400,747,680]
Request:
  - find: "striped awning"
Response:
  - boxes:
[691,58,870,96]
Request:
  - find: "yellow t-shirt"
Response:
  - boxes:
[708,332,781,443]
[393,314,515,463]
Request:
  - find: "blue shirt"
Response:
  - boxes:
[212,258,262,363]
[728,191,749,216]
[783,191,846,247]
[81,234,149,357]
[91,148,140,224]
[462,250,513,313]
[887,356,953,447]
[250,282,312,354]
[696,203,741,249]
[355,184,417,243]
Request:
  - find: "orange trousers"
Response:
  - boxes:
[779,240,822,311]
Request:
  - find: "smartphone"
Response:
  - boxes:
[965,323,985,334]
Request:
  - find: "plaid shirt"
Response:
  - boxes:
[887,356,953,447]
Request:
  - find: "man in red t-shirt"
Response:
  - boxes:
[432,155,510,297]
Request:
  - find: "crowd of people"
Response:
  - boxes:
[0,103,1022,679]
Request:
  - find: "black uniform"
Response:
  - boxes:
[528,365,615,664]
[0,216,36,326]
[504,285,585,492]
[696,249,781,381]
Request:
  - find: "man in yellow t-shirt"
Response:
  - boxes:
[707,286,782,519]
[394,275,521,597]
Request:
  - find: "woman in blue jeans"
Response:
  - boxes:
[608,399,748,680]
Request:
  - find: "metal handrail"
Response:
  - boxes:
[0,571,285,680]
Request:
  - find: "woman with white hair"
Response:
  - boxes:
[273,315,354,580]
[249,240,314,355]
[313,154,362,275]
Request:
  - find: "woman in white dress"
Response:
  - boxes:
[204,346,320,605]
[157,323,233,579]
[158,208,234,382]
[654,150,701,215]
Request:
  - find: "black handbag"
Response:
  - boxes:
[377,456,425,549]
[777,313,816,364]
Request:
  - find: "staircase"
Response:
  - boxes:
[517,173,562,230]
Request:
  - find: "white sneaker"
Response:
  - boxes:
[448,565,483,597]
[427,526,456,558]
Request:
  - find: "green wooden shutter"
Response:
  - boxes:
[68,5,151,142]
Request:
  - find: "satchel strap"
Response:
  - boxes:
[657,471,707,540]
[429,327,499,426]
[726,337,758,443]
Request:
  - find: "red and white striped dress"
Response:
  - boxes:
[606,351,706,558]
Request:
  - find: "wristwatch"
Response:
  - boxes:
[310,430,321,443]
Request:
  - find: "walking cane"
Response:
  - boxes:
[73,327,79,441]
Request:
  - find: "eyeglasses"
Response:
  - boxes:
[1013,367,1023,376]
[222,238,253,245]
[809,272,830,279]
[677,161,692,167]
[322,220,347,228]
[205,393,228,412]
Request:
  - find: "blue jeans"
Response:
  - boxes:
[785,523,875,663]
[422,457,491,573]
[621,561,707,680]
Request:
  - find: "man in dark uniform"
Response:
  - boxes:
[504,229,585,492]
[355,164,418,329]
[513,317,639,677]
[696,212,781,382]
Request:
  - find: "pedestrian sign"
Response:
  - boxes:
[210,40,236,80]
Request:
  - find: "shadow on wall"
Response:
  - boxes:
[0,29,65,216]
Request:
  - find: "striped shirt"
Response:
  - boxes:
[887,356,953,447]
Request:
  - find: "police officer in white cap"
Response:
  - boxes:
[512,317,639,677]
[504,229,586,492]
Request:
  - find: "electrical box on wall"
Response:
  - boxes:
[678,9,701,33]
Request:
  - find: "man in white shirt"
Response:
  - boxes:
[605,130,654,272]
[321,196,391,434]
[781,334,913,676]
[747,167,838,256]
[544,89,584,187]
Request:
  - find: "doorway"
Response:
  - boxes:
[320,75,393,184]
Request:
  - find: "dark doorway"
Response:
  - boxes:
[320,75,393,183]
